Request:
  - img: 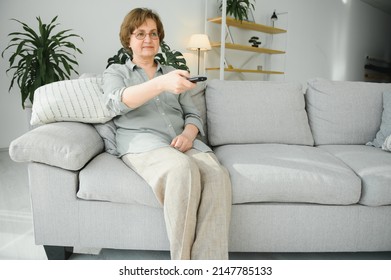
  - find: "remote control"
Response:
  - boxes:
[187,76,207,83]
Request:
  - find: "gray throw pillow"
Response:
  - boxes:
[367,91,391,148]
[9,122,104,171]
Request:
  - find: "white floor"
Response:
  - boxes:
[1,150,391,261]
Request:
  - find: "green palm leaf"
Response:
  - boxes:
[2,16,83,108]
[219,0,255,22]
[155,42,189,71]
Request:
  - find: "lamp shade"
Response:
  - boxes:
[187,34,211,51]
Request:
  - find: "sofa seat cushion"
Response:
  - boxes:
[318,145,391,206]
[77,153,160,208]
[214,144,361,205]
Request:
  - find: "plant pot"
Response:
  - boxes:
[24,100,34,131]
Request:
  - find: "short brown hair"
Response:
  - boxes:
[119,8,165,54]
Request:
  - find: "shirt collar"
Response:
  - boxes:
[126,59,163,73]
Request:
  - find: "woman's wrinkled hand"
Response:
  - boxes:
[158,70,196,94]
[170,133,193,153]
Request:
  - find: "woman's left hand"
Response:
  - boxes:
[171,134,193,153]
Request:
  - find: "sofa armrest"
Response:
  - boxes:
[9,122,104,171]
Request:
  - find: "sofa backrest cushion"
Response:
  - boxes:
[306,78,391,145]
[205,79,314,146]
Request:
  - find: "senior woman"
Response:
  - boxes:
[102,8,232,260]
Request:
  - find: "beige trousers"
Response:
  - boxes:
[122,147,232,260]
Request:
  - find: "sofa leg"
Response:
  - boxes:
[43,245,73,260]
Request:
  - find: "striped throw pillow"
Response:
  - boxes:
[31,77,115,125]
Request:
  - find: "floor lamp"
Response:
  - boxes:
[187,34,211,75]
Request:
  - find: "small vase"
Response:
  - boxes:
[24,100,34,131]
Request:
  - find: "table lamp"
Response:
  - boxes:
[187,34,211,75]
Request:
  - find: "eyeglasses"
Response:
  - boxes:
[131,31,159,40]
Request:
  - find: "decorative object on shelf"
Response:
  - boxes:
[271,9,278,25]
[187,34,211,75]
[249,36,261,47]
[2,16,83,109]
[270,10,288,27]
[107,41,189,71]
[219,0,255,22]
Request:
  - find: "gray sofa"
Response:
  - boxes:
[9,77,391,259]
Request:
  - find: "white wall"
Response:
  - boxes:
[283,0,391,82]
[205,0,391,81]
[1,0,391,148]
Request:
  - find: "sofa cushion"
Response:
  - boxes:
[367,91,391,148]
[319,145,391,206]
[306,78,391,145]
[77,152,160,208]
[9,122,104,171]
[383,135,391,152]
[31,77,116,125]
[205,79,314,146]
[213,144,361,205]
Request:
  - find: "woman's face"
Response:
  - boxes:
[129,18,160,60]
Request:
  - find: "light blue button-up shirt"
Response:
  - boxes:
[102,60,211,155]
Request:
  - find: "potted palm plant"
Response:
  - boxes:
[2,16,83,109]
[106,48,130,68]
[219,0,255,22]
[155,41,189,71]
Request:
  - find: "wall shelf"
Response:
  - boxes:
[208,16,287,34]
[211,42,285,55]
[206,14,287,79]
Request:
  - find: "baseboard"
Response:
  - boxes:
[0,147,9,152]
